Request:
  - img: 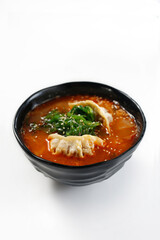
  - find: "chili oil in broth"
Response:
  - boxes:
[21,95,139,166]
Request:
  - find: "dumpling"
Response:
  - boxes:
[69,100,112,132]
[48,133,104,158]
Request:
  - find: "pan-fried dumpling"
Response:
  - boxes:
[48,133,104,158]
[69,100,112,132]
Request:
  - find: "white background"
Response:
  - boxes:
[0,0,160,239]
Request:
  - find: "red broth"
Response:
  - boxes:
[21,95,139,166]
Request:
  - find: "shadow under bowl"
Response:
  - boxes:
[13,82,146,186]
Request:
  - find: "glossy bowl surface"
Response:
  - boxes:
[13,82,146,186]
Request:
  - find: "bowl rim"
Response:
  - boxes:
[13,81,146,169]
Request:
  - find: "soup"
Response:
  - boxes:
[21,95,139,166]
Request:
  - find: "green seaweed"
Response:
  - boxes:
[29,105,101,136]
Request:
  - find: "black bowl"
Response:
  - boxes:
[13,82,146,186]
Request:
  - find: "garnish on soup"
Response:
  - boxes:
[29,105,101,136]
